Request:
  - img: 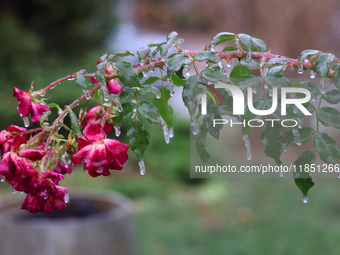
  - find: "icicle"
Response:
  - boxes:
[268,88,273,97]
[162,121,170,144]
[0,175,5,182]
[184,65,190,78]
[167,78,175,96]
[169,127,174,138]
[226,59,231,68]
[218,60,225,73]
[298,64,304,74]
[302,196,308,203]
[263,67,269,76]
[210,41,215,52]
[12,187,17,194]
[190,114,199,135]
[83,90,91,100]
[64,193,70,204]
[293,106,299,114]
[264,84,269,90]
[253,87,258,94]
[279,166,284,177]
[320,77,326,94]
[114,126,121,137]
[101,84,109,101]
[311,97,316,102]
[40,91,46,97]
[156,91,162,99]
[67,78,75,81]
[297,118,303,129]
[205,61,210,68]
[246,51,252,61]
[242,135,252,160]
[289,65,294,71]
[139,159,146,175]
[150,62,155,73]
[23,117,29,128]
[310,71,316,79]
[142,71,148,78]
[292,129,302,146]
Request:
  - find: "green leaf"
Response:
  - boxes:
[252,37,267,52]
[238,33,253,51]
[172,73,186,86]
[137,46,151,62]
[264,73,291,87]
[260,121,287,165]
[294,150,315,196]
[137,101,163,124]
[160,31,178,57]
[153,87,173,127]
[234,75,261,91]
[119,91,133,103]
[285,127,314,144]
[314,132,340,164]
[296,81,320,99]
[222,46,237,52]
[66,106,81,134]
[334,65,340,90]
[48,103,63,114]
[137,84,160,97]
[322,90,340,104]
[174,38,184,45]
[112,61,141,88]
[108,51,134,60]
[239,59,260,69]
[196,125,210,162]
[39,111,51,126]
[143,76,160,85]
[213,32,236,45]
[315,53,335,77]
[317,107,340,129]
[298,49,320,67]
[111,102,135,126]
[193,51,221,63]
[167,57,191,74]
[183,75,201,115]
[230,65,251,79]
[200,69,229,83]
[263,58,290,67]
[127,118,149,159]
[75,72,88,89]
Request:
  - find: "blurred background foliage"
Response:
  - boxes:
[1,0,340,254]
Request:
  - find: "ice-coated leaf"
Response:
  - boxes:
[200,69,229,83]
[334,65,340,90]
[108,51,134,59]
[153,87,173,128]
[239,59,260,69]
[111,102,135,126]
[252,37,267,52]
[264,73,291,87]
[317,107,340,129]
[263,58,290,67]
[213,32,236,45]
[137,46,151,62]
[119,91,133,103]
[75,72,88,89]
[193,51,221,63]
[167,57,191,74]
[286,127,314,144]
[196,125,210,162]
[182,75,201,115]
[298,49,320,67]
[295,81,320,99]
[39,111,51,126]
[294,150,315,196]
[66,106,81,134]
[234,75,261,91]
[315,53,335,77]
[322,90,340,104]
[314,132,340,164]
[137,101,163,124]
[260,121,287,165]
[112,61,141,88]
[127,117,150,159]
[238,33,253,51]
[137,85,161,97]
[230,65,251,79]
[143,76,161,85]
[160,31,178,57]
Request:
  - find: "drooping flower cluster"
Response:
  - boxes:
[71,123,129,177]
[13,88,50,125]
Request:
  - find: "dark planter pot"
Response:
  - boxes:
[0,189,137,255]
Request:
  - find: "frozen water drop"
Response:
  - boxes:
[83,90,91,100]
[190,115,199,135]
[293,106,299,114]
[156,92,162,99]
[23,117,29,128]
[311,97,316,102]
[101,84,109,101]
[205,61,210,68]
[0,175,5,182]
[162,121,170,144]
[226,60,231,68]
[253,87,258,94]
[268,88,273,97]
[114,126,121,137]
[68,78,75,81]
[302,196,308,203]
[169,127,174,138]
[284,149,287,152]
[263,67,269,76]
[298,65,304,74]
[246,51,252,61]
[44,195,49,200]
[310,71,316,79]
[142,71,148,78]
[40,91,46,97]
[297,118,303,129]
[139,159,146,175]
[279,166,284,177]
[292,129,301,146]
[167,78,175,96]
[264,84,269,90]
[320,77,326,94]
[97,168,103,174]
[242,135,252,160]
[289,65,294,71]
[210,41,215,52]
[184,65,190,78]
[12,187,17,194]
[64,193,70,203]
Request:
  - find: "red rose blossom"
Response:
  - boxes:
[82,106,113,134]
[71,123,129,177]
[53,158,73,175]
[13,87,50,124]
[107,79,123,95]
[0,125,27,155]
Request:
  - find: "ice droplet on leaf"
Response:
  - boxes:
[310,71,316,79]
[302,196,308,203]
[218,60,225,73]
[64,193,70,203]
[162,121,170,144]
[242,135,252,160]
[264,84,269,90]
[297,118,303,129]
[184,65,190,78]
[167,78,175,96]
[83,90,91,100]
[114,126,121,137]
[246,51,252,61]
[156,91,162,99]
[23,117,29,128]
[139,159,146,175]
[320,77,326,94]
[142,71,148,78]
[210,41,215,51]
[253,87,258,94]
[292,129,301,146]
